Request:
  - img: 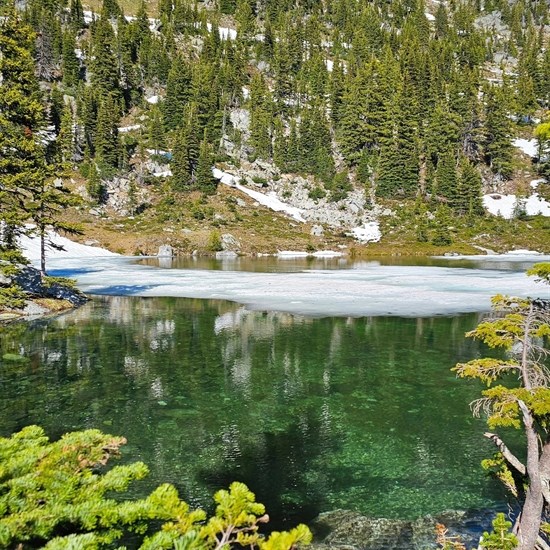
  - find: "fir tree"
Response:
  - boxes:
[69,0,84,29]
[163,55,192,131]
[61,30,80,88]
[101,0,122,19]
[249,73,273,159]
[458,157,484,217]
[171,124,193,189]
[195,135,217,194]
[95,93,120,172]
[90,17,120,99]
[484,85,514,180]
[434,151,459,207]
[0,10,46,264]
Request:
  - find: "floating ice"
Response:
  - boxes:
[39,254,550,318]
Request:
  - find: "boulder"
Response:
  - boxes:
[221,233,241,252]
[310,225,324,237]
[158,245,174,257]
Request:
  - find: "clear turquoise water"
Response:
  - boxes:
[0,296,506,529]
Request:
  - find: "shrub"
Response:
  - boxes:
[0,426,312,549]
[308,187,326,200]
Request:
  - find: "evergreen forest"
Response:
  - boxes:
[1,0,550,256]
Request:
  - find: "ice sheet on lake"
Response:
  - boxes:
[42,254,550,318]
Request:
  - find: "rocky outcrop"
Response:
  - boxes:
[13,266,87,306]
[1,264,87,320]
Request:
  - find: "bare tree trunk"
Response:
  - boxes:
[40,228,46,277]
[517,401,544,550]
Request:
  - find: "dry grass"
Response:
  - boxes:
[83,0,159,17]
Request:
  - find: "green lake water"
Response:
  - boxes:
[0,295,507,530]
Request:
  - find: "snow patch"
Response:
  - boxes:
[119,124,141,133]
[349,222,381,243]
[152,169,173,178]
[483,193,550,218]
[525,194,550,216]
[513,138,538,157]
[213,169,305,222]
[20,231,119,263]
[425,12,436,21]
[530,179,545,189]
[206,22,237,40]
[146,95,160,104]
[483,194,517,218]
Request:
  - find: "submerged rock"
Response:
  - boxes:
[309,509,487,550]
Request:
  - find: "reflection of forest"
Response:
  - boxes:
[0,297,503,528]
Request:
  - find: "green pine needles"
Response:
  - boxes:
[0,425,312,549]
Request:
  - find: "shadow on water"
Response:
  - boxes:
[89,285,160,295]
[196,413,331,531]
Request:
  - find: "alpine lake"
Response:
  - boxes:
[1,255,533,543]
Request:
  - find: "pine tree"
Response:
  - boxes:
[171,124,193,189]
[431,205,453,246]
[163,55,192,131]
[484,85,514,180]
[34,8,60,81]
[69,0,84,29]
[147,105,166,155]
[195,135,217,194]
[434,151,458,206]
[89,17,120,99]
[101,0,122,19]
[57,102,79,166]
[458,158,484,217]
[220,0,236,15]
[95,93,120,172]
[249,73,273,159]
[78,85,99,157]
[0,10,46,264]
[61,30,80,88]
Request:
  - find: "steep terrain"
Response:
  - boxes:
[1,0,550,258]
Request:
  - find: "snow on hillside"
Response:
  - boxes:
[349,222,381,243]
[483,192,550,218]
[20,231,119,263]
[513,138,538,157]
[213,168,306,222]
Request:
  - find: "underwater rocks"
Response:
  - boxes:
[309,508,493,550]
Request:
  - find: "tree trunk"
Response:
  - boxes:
[40,229,46,277]
[517,401,544,550]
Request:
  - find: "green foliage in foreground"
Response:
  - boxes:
[0,426,312,549]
